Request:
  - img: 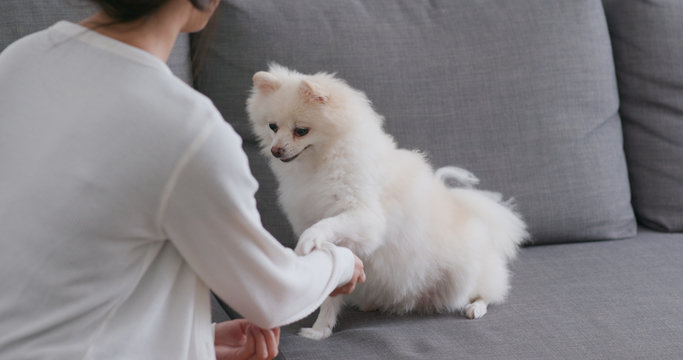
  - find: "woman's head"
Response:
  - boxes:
[86,0,219,32]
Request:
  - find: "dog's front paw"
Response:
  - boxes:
[295,227,328,256]
[299,327,332,340]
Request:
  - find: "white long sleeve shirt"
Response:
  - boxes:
[0,21,354,360]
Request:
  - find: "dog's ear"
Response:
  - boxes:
[253,71,281,94]
[300,79,329,105]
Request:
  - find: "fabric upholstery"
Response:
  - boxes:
[0,0,192,83]
[602,0,683,232]
[276,228,683,359]
[193,0,636,246]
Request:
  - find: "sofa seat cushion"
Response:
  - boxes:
[603,0,683,232]
[276,228,683,359]
[194,0,636,246]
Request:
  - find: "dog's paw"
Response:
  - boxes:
[465,301,488,319]
[299,327,332,340]
[295,228,328,256]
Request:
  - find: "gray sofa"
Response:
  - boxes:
[3,1,682,359]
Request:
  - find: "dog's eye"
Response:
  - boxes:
[294,127,310,137]
[269,123,278,133]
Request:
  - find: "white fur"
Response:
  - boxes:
[246,64,529,340]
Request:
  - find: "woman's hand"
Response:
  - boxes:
[214,319,280,360]
[330,254,366,297]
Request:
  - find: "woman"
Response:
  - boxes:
[0,0,365,359]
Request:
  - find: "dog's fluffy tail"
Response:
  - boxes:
[451,188,528,260]
[438,166,528,258]
[435,166,479,188]
[437,166,505,202]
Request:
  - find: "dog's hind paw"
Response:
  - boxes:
[299,327,332,340]
[465,300,488,319]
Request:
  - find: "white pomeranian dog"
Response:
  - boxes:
[246,64,528,340]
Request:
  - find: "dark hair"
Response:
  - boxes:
[87,0,213,23]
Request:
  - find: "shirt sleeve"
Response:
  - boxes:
[159,117,355,330]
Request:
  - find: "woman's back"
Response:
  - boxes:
[0,21,220,359]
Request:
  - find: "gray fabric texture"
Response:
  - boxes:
[0,0,192,83]
[193,0,636,246]
[275,228,683,359]
[210,293,230,323]
[602,0,683,232]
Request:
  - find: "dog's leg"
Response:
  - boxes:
[299,296,344,340]
[464,254,510,319]
[295,208,385,256]
[465,298,488,319]
[295,220,336,256]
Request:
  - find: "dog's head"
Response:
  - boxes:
[246,64,378,164]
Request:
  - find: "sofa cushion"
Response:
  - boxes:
[0,0,192,83]
[194,0,636,245]
[276,228,683,359]
[602,0,683,232]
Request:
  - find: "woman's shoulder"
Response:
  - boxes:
[155,73,217,114]
[103,63,220,137]
[154,75,222,129]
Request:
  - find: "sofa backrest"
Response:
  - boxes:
[193,0,638,246]
[603,0,683,232]
[4,0,681,245]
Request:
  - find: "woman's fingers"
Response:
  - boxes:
[263,328,279,359]
[240,325,256,360]
[249,326,267,360]
[330,254,366,297]
[215,319,249,346]
[330,282,353,297]
[247,327,280,360]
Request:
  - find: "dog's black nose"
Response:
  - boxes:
[271,146,284,158]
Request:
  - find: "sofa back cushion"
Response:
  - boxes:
[194,0,636,246]
[0,0,192,83]
[603,0,683,232]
